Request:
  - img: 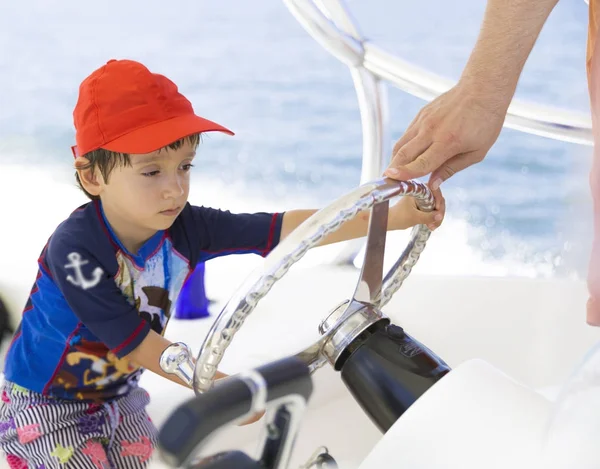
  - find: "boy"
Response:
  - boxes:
[0,59,445,468]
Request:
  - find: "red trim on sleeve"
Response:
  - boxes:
[111,321,147,355]
[261,213,279,256]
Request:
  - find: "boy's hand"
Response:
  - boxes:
[238,410,265,426]
[389,189,445,231]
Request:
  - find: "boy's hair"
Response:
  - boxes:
[75,134,201,201]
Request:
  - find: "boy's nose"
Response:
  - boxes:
[164,174,185,198]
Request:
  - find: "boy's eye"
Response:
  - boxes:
[141,163,193,177]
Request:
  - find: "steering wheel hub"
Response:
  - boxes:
[319,300,389,369]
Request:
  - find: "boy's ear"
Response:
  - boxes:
[74,157,102,197]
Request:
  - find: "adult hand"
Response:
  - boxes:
[384,83,508,190]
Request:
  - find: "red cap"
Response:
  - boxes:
[71,59,233,157]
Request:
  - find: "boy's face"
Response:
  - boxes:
[98,140,196,247]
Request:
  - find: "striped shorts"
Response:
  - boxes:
[0,381,158,468]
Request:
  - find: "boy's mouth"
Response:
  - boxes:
[160,206,181,216]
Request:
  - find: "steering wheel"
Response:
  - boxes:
[160,178,434,395]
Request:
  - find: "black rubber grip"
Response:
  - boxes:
[261,355,313,403]
[158,356,312,467]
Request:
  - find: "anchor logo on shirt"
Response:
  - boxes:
[65,252,104,290]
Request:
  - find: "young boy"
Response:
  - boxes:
[0,59,445,468]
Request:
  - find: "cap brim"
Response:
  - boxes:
[100,114,234,154]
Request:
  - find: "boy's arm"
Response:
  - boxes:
[280,194,445,245]
[280,209,367,246]
[178,198,441,257]
[124,330,227,389]
[47,235,152,359]
[125,331,264,425]
[175,204,284,260]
